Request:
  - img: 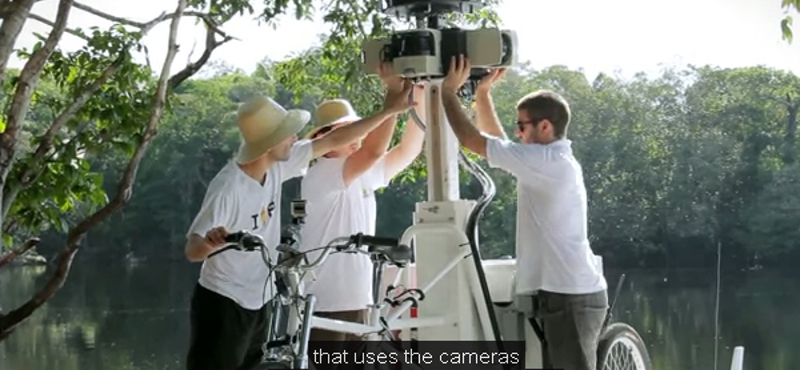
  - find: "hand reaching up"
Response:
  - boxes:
[377,62,405,94]
[476,68,507,93]
[382,80,418,115]
[442,54,472,93]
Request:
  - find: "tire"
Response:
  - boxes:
[596,322,652,370]
[255,361,320,370]
[254,361,292,369]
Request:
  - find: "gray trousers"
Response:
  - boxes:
[527,290,608,370]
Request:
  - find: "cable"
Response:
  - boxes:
[407,87,508,362]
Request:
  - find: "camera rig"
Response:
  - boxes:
[360,0,518,90]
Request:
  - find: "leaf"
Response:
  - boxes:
[782,16,793,43]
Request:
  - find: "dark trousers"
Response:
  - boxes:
[307,309,367,370]
[186,284,269,370]
[527,290,608,370]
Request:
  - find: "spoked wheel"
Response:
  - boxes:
[596,323,652,370]
[256,360,319,370]
[255,361,292,369]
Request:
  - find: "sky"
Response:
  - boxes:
[8,0,800,81]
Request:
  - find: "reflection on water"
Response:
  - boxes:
[0,259,798,370]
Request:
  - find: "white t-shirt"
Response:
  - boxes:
[299,156,389,312]
[485,136,607,295]
[186,140,314,310]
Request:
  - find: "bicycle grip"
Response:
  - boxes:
[224,231,245,243]
[356,234,399,248]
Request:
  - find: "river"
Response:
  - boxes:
[0,260,798,370]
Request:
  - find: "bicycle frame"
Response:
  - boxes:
[266,223,485,368]
[311,224,474,337]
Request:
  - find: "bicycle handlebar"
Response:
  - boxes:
[206,230,267,258]
[208,230,411,267]
[351,234,399,249]
[281,233,410,271]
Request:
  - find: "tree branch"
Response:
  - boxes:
[168,26,234,89]
[0,237,39,268]
[0,0,189,341]
[72,1,236,39]
[28,12,89,41]
[0,0,36,84]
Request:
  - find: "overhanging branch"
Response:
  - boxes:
[28,13,89,41]
[0,237,40,268]
[72,1,236,39]
[168,26,234,89]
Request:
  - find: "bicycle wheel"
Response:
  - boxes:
[255,361,292,369]
[256,360,319,370]
[596,322,652,370]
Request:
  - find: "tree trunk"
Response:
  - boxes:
[0,0,36,83]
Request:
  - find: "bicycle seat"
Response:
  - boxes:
[368,244,412,265]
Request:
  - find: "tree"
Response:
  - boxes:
[0,0,235,341]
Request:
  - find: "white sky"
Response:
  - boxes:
[8,0,800,81]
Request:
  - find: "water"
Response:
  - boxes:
[0,260,798,370]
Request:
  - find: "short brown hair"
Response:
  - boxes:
[516,90,571,139]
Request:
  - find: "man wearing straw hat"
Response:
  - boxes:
[299,63,426,356]
[183,80,416,370]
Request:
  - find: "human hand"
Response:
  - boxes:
[204,226,228,248]
[441,54,471,93]
[475,68,506,93]
[382,79,418,115]
[377,62,404,94]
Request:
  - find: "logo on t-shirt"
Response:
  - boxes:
[250,200,276,230]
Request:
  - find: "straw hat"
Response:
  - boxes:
[235,96,311,164]
[304,99,362,139]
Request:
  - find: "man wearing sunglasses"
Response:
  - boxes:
[439,55,608,370]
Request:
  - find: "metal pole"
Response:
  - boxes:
[423,83,461,201]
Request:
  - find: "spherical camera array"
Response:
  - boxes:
[360,0,517,96]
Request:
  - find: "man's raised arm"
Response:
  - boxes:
[440,55,489,158]
[383,85,427,181]
[474,69,508,140]
[342,63,415,187]
[311,80,415,160]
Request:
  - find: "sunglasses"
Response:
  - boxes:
[516,118,545,130]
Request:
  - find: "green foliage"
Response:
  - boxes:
[781,0,800,42]
[2,24,154,243]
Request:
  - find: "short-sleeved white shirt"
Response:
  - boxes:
[485,136,607,295]
[299,156,389,312]
[186,140,314,310]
